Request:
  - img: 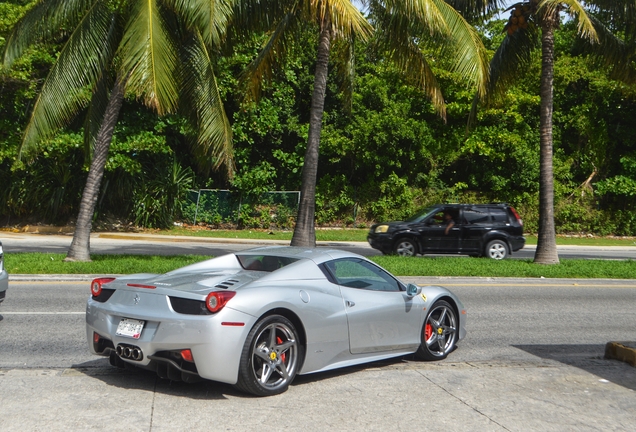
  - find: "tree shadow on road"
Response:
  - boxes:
[513,344,636,391]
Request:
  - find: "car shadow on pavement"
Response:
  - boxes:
[70,358,240,399]
[70,355,412,398]
[291,356,412,387]
[513,344,636,391]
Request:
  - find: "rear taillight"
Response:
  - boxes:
[509,207,523,226]
[91,278,115,297]
[181,349,194,362]
[205,291,237,313]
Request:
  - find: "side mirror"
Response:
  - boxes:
[406,283,422,297]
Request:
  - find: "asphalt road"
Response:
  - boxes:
[1,278,635,430]
[2,231,636,260]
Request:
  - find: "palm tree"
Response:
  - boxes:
[3,0,234,261]
[237,0,492,247]
[472,0,636,264]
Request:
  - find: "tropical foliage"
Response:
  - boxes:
[2,0,234,261]
[471,0,636,263]
[1,2,636,239]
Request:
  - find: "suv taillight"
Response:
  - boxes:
[509,207,523,226]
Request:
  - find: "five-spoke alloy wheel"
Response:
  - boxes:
[236,315,302,396]
[416,300,458,361]
[486,239,508,260]
[394,238,418,257]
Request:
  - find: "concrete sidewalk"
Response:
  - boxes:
[1,355,635,431]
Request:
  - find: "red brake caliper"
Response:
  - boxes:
[425,323,433,340]
[277,336,286,363]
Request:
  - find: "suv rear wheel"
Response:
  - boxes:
[486,240,508,260]
[394,238,417,257]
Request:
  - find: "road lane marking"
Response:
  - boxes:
[9,281,90,285]
[1,312,84,315]
[8,280,636,288]
[435,283,636,288]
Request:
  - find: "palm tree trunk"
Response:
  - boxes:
[534,12,560,264]
[65,74,127,261]
[291,15,332,247]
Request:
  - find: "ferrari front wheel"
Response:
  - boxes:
[416,300,458,361]
[236,314,302,396]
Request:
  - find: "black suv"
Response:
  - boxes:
[367,204,525,259]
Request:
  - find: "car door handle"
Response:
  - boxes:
[346,300,355,307]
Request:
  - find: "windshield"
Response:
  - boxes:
[405,206,439,223]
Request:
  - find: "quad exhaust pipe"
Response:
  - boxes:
[116,344,143,361]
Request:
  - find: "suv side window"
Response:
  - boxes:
[490,208,509,224]
[463,208,490,225]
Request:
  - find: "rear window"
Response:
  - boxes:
[490,208,509,223]
[237,255,300,272]
[463,208,490,225]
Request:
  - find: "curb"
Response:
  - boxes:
[605,342,636,367]
[97,233,364,248]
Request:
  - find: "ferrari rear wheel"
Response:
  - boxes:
[236,314,302,396]
[416,300,458,361]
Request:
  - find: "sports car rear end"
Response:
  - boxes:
[86,268,258,385]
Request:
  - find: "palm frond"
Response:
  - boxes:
[181,32,234,176]
[119,0,179,115]
[554,0,598,42]
[378,0,448,36]
[240,13,300,102]
[322,0,373,40]
[585,0,636,43]
[468,21,539,127]
[368,1,445,117]
[577,14,636,84]
[164,0,234,48]
[431,0,490,97]
[232,0,297,33]
[443,0,506,21]
[18,2,117,158]
[3,0,97,67]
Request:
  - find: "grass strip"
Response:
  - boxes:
[372,256,636,279]
[5,253,636,279]
[5,254,204,275]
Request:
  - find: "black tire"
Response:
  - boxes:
[415,300,458,361]
[394,238,418,257]
[485,239,508,260]
[235,314,302,396]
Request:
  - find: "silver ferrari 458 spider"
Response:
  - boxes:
[86,247,466,396]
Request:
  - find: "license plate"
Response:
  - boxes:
[116,318,145,339]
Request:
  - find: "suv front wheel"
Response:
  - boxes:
[394,238,418,257]
[486,240,508,260]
